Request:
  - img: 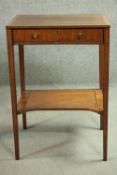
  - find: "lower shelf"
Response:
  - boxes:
[17,89,103,113]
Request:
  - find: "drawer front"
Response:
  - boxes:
[13,29,103,44]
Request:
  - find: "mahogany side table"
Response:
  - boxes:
[6,14,110,160]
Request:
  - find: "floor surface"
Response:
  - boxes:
[0,86,117,175]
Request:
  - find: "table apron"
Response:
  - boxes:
[12,28,104,45]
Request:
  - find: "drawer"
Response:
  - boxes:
[13,29,103,44]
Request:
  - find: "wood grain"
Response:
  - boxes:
[7,29,19,160]
[19,45,27,129]
[6,14,110,29]
[103,28,110,161]
[6,14,110,160]
[17,89,103,113]
[13,28,103,44]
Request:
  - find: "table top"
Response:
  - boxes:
[6,14,110,29]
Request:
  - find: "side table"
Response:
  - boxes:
[6,14,110,160]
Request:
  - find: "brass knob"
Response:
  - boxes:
[32,33,38,39]
[77,32,84,39]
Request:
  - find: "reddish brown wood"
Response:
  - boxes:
[13,29,103,44]
[7,29,19,160]
[103,28,110,161]
[6,14,110,160]
[6,14,110,29]
[19,45,27,129]
[99,44,104,130]
[17,89,103,113]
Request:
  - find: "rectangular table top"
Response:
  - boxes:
[6,14,110,29]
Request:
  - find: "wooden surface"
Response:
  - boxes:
[13,28,103,44]
[103,28,110,161]
[17,89,103,113]
[7,30,19,160]
[19,45,27,129]
[6,14,110,29]
[6,14,110,160]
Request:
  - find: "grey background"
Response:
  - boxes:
[1,1,117,172]
[0,0,116,87]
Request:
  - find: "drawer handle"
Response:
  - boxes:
[32,33,39,39]
[77,32,85,40]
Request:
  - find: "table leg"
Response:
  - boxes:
[103,28,110,161]
[7,29,19,160]
[99,44,104,130]
[19,45,27,129]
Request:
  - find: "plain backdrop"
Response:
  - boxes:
[0,0,116,87]
[1,2,117,175]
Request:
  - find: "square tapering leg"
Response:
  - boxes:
[7,29,20,160]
